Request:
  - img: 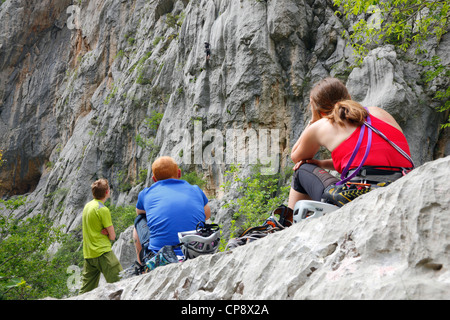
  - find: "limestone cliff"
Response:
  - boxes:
[0,0,449,232]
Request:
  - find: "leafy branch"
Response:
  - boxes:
[334,0,449,127]
[335,0,449,62]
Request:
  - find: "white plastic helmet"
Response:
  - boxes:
[178,223,221,260]
[293,200,339,223]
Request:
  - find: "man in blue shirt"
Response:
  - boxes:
[133,156,211,263]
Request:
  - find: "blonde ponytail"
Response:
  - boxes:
[329,100,368,127]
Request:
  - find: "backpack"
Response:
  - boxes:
[121,215,180,278]
[145,245,180,271]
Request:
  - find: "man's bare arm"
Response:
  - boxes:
[204,204,211,221]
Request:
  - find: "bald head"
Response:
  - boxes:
[152,156,180,181]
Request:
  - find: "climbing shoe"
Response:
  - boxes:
[322,183,371,207]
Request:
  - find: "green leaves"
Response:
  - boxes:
[2,277,27,290]
[420,56,450,128]
[221,164,291,241]
[334,0,449,60]
[0,198,83,300]
[333,0,449,127]
[108,204,138,236]
[0,196,26,211]
[0,149,4,167]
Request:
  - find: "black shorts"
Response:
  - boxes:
[291,163,339,201]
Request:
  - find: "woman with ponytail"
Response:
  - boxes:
[288,77,412,210]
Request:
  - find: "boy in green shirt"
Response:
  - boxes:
[80,179,123,294]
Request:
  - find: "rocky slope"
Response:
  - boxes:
[0,1,449,233]
[70,156,450,300]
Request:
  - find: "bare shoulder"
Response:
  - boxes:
[313,118,334,137]
[367,106,403,132]
[316,117,356,151]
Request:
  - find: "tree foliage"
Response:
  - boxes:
[0,149,4,167]
[0,196,138,300]
[334,0,449,58]
[221,164,291,246]
[334,0,449,127]
[0,198,83,300]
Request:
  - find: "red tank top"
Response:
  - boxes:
[332,115,412,174]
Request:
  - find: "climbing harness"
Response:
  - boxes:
[336,108,414,186]
[320,108,415,209]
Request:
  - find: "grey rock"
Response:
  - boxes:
[0,0,448,247]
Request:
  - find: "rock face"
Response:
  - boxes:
[1,1,449,300]
[70,156,450,300]
[1,0,449,234]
